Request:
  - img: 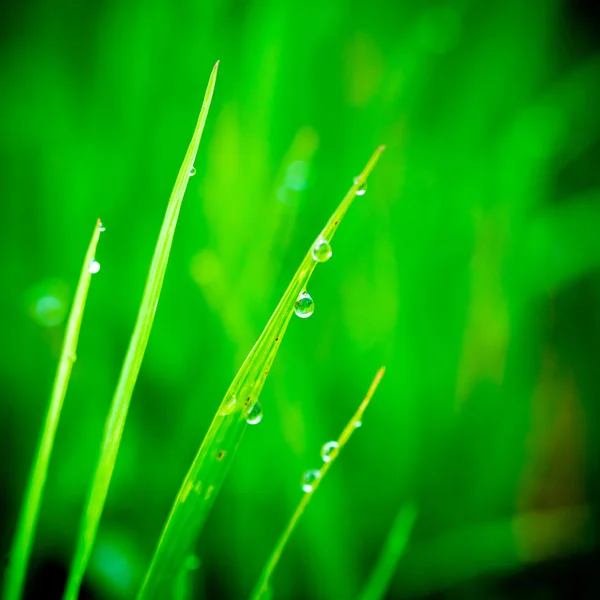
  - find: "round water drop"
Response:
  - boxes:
[301,470,321,493]
[353,176,367,196]
[89,260,101,274]
[99,222,106,232]
[246,401,263,425]
[189,166,196,177]
[320,441,339,463]
[354,419,362,428]
[294,291,314,319]
[311,237,332,263]
[221,394,237,415]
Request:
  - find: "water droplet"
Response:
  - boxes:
[353,176,367,196]
[354,419,362,428]
[301,470,321,493]
[221,394,237,415]
[99,222,106,232]
[294,291,314,318]
[320,441,339,463]
[189,166,196,177]
[89,260,101,274]
[246,401,263,425]
[311,237,332,263]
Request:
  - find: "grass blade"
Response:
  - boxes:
[137,146,386,599]
[358,503,418,600]
[249,367,386,600]
[2,219,103,600]
[62,62,219,600]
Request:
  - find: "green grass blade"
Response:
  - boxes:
[249,367,386,600]
[137,146,386,599]
[62,62,219,600]
[2,219,103,600]
[358,503,418,600]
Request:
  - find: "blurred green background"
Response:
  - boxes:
[1,0,599,598]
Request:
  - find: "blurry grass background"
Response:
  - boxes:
[1,0,599,598]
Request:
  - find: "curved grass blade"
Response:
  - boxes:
[137,146,386,599]
[249,367,386,600]
[358,503,418,600]
[62,62,219,600]
[2,219,103,600]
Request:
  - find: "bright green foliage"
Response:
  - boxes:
[1,1,599,599]
[2,220,102,600]
[62,63,219,600]
[137,149,384,599]
[250,368,385,600]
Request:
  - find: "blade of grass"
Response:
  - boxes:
[2,219,103,600]
[249,367,386,600]
[137,146,386,599]
[62,62,219,600]
[358,502,418,600]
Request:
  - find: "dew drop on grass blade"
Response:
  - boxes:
[62,61,219,600]
[249,367,386,600]
[2,219,103,600]
[136,139,384,595]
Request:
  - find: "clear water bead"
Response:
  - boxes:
[89,260,101,274]
[189,166,196,177]
[246,401,263,425]
[301,470,321,493]
[311,237,332,263]
[320,441,339,463]
[294,291,314,318]
[221,394,237,415]
[99,222,106,232]
[353,176,367,196]
[354,419,363,428]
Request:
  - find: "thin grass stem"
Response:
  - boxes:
[137,146,386,599]
[62,62,219,600]
[2,219,103,600]
[249,367,386,600]
[358,503,418,600]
